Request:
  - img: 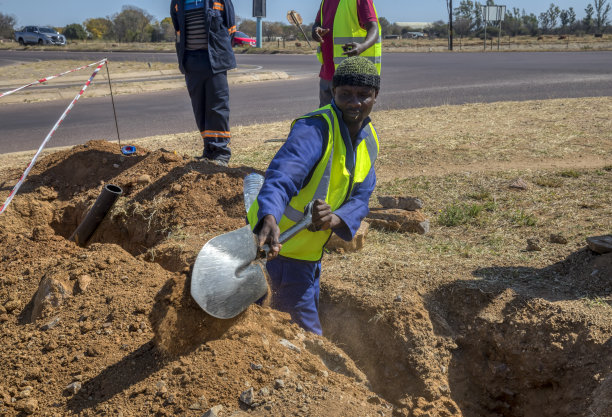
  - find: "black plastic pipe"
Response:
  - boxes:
[69,184,123,247]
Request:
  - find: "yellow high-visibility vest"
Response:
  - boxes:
[247,105,379,261]
[316,0,382,74]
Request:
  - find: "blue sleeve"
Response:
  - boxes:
[332,167,376,241]
[255,118,327,226]
[224,0,236,38]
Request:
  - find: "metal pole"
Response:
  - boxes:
[105,59,121,147]
[498,20,501,51]
[256,17,262,48]
[484,24,487,51]
[448,0,453,50]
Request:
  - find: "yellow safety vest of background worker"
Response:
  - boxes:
[313,0,382,106]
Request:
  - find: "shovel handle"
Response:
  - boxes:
[260,201,315,255]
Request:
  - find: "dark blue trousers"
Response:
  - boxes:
[265,257,322,335]
[184,50,231,162]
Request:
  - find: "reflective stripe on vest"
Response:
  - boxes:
[316,0,382,74]
[247,105,378,261]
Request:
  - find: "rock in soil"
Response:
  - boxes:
[367,208,429,234]
[377,195,424,210]
[326,221,369,253]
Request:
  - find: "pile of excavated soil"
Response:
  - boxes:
[0,140,610,417]
[0,141,390,416]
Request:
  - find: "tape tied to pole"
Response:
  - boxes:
[0,59,107,99]
[0,59,108,215]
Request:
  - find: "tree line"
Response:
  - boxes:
[0,6,175,42]
[0,2,609,43]
[439,0,611,40]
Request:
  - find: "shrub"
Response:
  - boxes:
[63,23,88,40]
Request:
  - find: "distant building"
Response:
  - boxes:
[395,22,431,30]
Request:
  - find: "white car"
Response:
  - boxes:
[14,26,66,46]
[404,32,425,39]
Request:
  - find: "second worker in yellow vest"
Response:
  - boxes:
[247,56,380,334]
[312,0,382,107]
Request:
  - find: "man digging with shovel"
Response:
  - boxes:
[247,56,380,335]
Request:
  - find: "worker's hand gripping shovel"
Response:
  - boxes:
[191,175,314,319]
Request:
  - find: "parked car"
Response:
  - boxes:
[403,32,425,39]
[232,31,256,47]
[14,26,66,46]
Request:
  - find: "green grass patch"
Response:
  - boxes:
[437,203,485,227]
[467,190,492,201]
[535,176,563,188]
[509,209,538,227]
[582,297,612,309]
[560,170,581,178]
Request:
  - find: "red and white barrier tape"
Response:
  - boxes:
[0,58,106,99]
[0,59,108,215]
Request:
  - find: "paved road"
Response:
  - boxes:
[0,51,611,154]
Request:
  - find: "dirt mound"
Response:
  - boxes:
[0,140,391,416]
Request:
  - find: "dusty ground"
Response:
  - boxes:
[0,59,288,104]
[0,97,610,416]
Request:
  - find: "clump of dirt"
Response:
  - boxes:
[149,273,243,356]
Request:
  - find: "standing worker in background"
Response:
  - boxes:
[248,57,380,334]
[312,0,382,107]
[171,0,237,166]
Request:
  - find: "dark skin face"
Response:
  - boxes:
[332,85,378,140]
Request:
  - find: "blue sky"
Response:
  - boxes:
[0,0,591,27]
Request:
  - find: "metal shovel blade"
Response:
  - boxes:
[191,225,268,319]
[191,201,314,319]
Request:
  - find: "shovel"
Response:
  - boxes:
[191,199,314,319]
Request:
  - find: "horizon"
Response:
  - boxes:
[0,0,594,28]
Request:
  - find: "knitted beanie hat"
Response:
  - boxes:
[332,56,380,91]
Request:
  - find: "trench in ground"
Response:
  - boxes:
[50,196,211,273]
[319,274,611,416]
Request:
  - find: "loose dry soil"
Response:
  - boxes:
[0,131,610,417]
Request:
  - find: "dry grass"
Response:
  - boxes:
[1,34,611,54]
[373,98,612,180]
[0,40,176,52]
[384,34,612,52]
[326,166,611,297]
[224,97,612,181]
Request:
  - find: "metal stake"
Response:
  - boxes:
[105,59,121,147]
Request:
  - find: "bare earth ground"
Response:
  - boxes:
[0,97,610,417]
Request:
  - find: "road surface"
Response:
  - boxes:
[0,51,611,153]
